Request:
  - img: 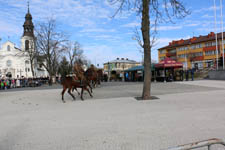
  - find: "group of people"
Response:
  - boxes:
[180,69,195,81]
[0,77,49,90]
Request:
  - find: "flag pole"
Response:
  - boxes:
[214,0,219,70]
[220,0,224,70]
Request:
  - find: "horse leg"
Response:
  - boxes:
[85,86,93,98]
[88,82,93,93]
[68,87,76,100]
[74,87,80,95]
[80,87,84,101]
[61,86,67,103]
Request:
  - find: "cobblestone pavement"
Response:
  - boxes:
[0,80,225,150]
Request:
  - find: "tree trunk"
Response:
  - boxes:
[141,0,151,100]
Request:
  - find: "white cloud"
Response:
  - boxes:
[202,14,214,18]
[185,23,199,27]
[121,22,140,28]
[80,28,116,33]
[193,6,220,13]
[157,25,183,31]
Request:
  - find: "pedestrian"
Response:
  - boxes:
[4,80,7,90]
[0,81,3,90]
[12,79,15,88]
[185,70,189,81]
[16,79,20,88]
[180,70,184,81]
[125,72,129,81]
[6,80,9,89]
[191,69,194,81]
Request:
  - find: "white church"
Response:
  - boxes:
[0,6,48,79]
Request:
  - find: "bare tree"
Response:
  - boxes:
[64,41,83,73]
[109,0,190,100]
[35,18,68,85]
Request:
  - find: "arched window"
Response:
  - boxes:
[7,45,10,51]
[6,60,12,67]
[25,60,29,64]
[25,40,29,51]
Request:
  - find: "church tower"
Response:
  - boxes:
[21,2,35,52]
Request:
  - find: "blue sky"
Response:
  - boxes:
[0,0,225,67]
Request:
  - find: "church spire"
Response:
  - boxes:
[23,1,34,37]
[27,1,30,13]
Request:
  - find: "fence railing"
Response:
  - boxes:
[165,138,225,150]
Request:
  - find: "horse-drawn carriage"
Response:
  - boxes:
[61,63,103,103]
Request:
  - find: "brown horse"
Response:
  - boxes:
[84,65,99,88]
[97,69,103,83]
[61,77,93,103]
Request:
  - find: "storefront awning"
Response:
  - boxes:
[155,57,183,68]
[124,64,155,72]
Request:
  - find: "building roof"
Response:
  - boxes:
[104,58,139,65]
[158,32,225,50]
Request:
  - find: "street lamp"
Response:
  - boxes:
[107,62,110,82]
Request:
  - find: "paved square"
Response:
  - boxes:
[0,80,225,150]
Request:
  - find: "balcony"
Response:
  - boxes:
[166,53,176,57]
[190,56,204,61]
[203,46,220,51]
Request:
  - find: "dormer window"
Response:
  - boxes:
[25,40,29,51]
[7,45,10,51]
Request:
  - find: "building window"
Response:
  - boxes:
[6,60,12,67]
[25,40,29,51]
[190,52,203,57]
[205,51,216,56]
[7,45,11,51]
[160,50,166,54]
[25,60,29,64]
[169,49,176,53]
[178,54,187,58]
[160,57,165,61]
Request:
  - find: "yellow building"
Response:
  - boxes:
[103,58,141,80]
[158,32,225,70]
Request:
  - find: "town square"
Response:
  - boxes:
[0,0,225,150]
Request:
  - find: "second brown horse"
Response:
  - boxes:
[61,76,93,103]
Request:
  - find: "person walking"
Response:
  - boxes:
[185,70,189,81]
[1,80,3,90]
[180,70,184,81]
[191,68,194,81]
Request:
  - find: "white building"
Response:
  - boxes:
[0,6,48,79]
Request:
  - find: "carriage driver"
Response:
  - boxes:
[73,60,85,85]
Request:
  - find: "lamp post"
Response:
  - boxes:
[214,0,219,70]
[108,62,110,82]
[220,0,224,69]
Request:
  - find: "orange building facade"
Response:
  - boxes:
[158,32,225,70]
